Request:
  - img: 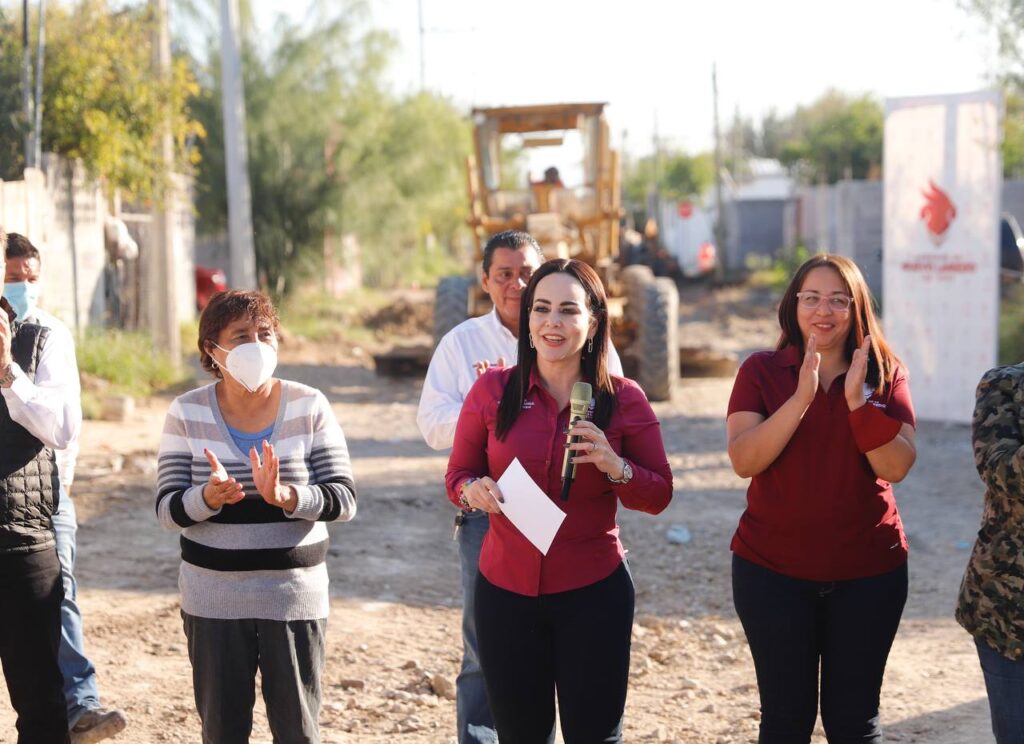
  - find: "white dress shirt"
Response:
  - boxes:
[2,311,82,455]
[25,308,82,489]
[416,307,623,451]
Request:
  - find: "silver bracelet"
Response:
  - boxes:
[459,478,478,510]
[606,459,634,484]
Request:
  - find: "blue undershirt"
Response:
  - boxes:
[226,422,275,457]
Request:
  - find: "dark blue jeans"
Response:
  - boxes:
[732,555,907,744]
[975,636,1024,744]
[53,491,101,727]
[456,510,497,744]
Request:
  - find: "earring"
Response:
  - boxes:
[587,337,594,354]
[529,335,534,349]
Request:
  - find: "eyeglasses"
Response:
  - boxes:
[796,292,853,311]
[489,267,535,286]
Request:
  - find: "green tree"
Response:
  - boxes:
[963,0,1024,83]
[0,1,203,199]
[0,9,25,181]
[960,1,1024,176]
[623,151,714,206]
[1005,91,1024,177]
[758,109,789,161]
[724,111,757,177]
[191,0,471,294]
[622,155,656,207]
[777,90,883,184]
[662,152,715,200]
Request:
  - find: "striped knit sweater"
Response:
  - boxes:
[156,380,356,621]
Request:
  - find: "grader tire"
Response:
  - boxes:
[635,277,679,402]
[620,265,655,325]
[433,276,475,347]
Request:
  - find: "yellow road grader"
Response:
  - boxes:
[433,102,679,400]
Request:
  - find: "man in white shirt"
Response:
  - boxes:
[416,231,622,744]
[0,227,81,742]
[5,233,127,744]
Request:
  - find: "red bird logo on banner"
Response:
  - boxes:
[920,180,957,245]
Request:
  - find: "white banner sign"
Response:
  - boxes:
[883,90,1002,423]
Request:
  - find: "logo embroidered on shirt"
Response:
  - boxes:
[862,383,887,410]
[522,399,535,410]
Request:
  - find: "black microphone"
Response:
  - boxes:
[560,381,593,501]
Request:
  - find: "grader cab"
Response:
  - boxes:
[433,102,679,401]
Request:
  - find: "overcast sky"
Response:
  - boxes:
[261,0,997,157]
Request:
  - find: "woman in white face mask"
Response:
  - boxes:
[155,290,357,744]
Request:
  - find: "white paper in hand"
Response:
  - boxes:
[496,457,567,555]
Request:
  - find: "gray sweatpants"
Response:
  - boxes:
[182,611,326,744]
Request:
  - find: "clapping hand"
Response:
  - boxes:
[0,298,13,374]
[845,335,872,411]
[201,448,245,509]
[250,440,297,511]
[795,334,821,407]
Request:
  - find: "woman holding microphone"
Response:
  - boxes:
[446,259,672,744]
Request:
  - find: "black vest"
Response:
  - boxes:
[0,321,59,553]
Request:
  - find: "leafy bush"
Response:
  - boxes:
[77,328,190,398]
[279,286,390,344]
[748,245,812,291]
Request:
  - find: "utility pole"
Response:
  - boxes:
[32,0,46,169]
[219,0,257,289]
[21,0,33,168]
[712,64,728,281]
[150,0,180,366]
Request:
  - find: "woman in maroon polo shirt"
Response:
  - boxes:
[727,254,917,744]
[446,259,672,744]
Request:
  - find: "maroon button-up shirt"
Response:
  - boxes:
[727,345,916,582]
[446,366,673,597]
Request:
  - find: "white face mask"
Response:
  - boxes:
[212,341,278,393]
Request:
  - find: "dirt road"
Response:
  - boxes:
[0,288,995,743]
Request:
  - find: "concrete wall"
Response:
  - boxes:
[730,199,791,268]
[795,181,885,298]
[1002,180,1024,227]
[0,156,195,332]
[793,179,1024,301]
[0,158,107,332]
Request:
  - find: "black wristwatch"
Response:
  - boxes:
[0,366,15,388]
[607,459,634,485]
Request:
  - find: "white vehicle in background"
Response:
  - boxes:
[656,198,717,278]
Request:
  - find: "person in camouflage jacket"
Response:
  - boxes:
[957,362,1024,743]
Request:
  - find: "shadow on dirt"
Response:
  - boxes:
[886,697,991,743]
